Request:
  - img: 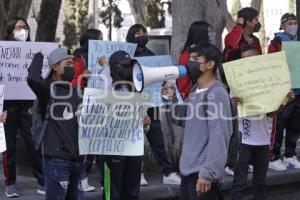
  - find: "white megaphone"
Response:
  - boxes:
[133,62,188,92]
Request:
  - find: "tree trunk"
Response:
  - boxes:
[8,0,33,19]
[167,0,227,167]
[171,0,227,62]
[0,0,33,39]
[289,0,296,13]
[35,0,62,42]
[258,0,266,53]
[127,0,146,24]
[251,0,262,11]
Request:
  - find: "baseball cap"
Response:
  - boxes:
[109,51,137,68]
[280,13,297,29]
[46,48,74,78]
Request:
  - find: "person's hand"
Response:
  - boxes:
[98,56,107,67]
[143,115,151,126]
[287,91,295,102]
[162,81,176,99]
[196,177,212,196]
[237,17,244,26]
[29,52,44,72]
[231,96,243,104]
[0,111,7,124]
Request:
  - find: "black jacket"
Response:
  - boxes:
[27,53,82,160]
[134,47,155,57]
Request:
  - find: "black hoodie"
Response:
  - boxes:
[27,53,82,160]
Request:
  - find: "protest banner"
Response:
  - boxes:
[79,88,151,156]
[134,55,183,107]
[87,40,137,88]
[282,41,300,88]
[223,51,292,117]
[0,85,6,153]
[0,41,58,100]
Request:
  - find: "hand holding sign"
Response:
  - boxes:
[223,51,292,117]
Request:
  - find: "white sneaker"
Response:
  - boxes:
[269,159,287,171]
[163,172,181,185]
[283,156,300,169]
[81,178,96,192]
[248,165,253,173]
[224,167,234,176]
[140,173,148,186]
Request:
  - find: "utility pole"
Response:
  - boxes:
[297,0,300,40]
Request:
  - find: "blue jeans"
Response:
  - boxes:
[44,158,85,200]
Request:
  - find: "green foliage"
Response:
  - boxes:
[145,0,165,28]
[289,0,296,14]
[99,0,123,39]
[63,0,89,50]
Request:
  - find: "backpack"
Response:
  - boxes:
[31,87,56,152]
[31,99,51,152]
[172,81,240,167]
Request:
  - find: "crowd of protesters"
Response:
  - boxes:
[0,6,300,200]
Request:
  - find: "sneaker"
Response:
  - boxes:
[163,172,181,185]
[283,156,300,169]
[37,185,46,195]
[5,184,19,198]
[140,173,148,186]
[81,178,95,192]
[248,165,253,173]
[269,159,287,171]
[224,166,234,176]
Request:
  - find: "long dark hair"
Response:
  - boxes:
[5,17,31,41]
[126,24,147,43]
[74,29,102,58]
[182,21,210,52]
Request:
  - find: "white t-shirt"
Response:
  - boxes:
[239,114,272,146]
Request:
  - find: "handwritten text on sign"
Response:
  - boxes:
[87,40,137,89]
[0,41,58,100]
[79,88,150,156]
[0,85,6,153]
[134,55,183,107]
[223,51,292,117]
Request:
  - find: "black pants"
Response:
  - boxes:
[181,173,223,200]
[2,100,44,186]
[273,110,300,160]
[232,144,269,200]
[103,156,143,200]
[146,107,174,176]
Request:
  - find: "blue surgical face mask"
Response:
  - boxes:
[286,25,298,36]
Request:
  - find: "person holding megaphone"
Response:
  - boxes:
[126,24,181,186]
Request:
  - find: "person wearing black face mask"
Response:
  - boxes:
[27,48,85,199]
[126,24,154,57]
[126,24,182,186]
[180,42,232,200]
[224,7,262,62]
